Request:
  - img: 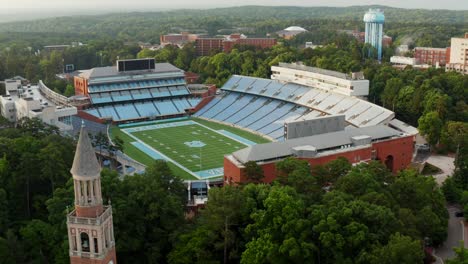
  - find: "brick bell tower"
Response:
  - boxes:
[67,124,117,264]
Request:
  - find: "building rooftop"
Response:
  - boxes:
[232,125,403,163]
[79,63,183,80]
[276,62,360,80]
[284,26,307,32]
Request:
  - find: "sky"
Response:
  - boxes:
[1,0,467,11]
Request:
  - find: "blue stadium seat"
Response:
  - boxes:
[134,102,159,117]
[155,100,180,115]
[114,104,140,120]
[237,100,281,127]
[172,98,191,111]
[211,94,253,121]
[202,93,240,119]
[188,98,201,107]
[224,96,267,124]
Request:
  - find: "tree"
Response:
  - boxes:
[170,184,254,264]
[20,220,55,262]
[381,78,404,110]
[63,84,75,97]
[418,111,443,146]
[241,186,315,264]
[107,160,186,263]
[364,233,424,264]
[446,242,468,264]
[244,161,264,183]
[310,191,398,263]
[442,177,462,204]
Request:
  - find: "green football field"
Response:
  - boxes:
[119,119,259,179]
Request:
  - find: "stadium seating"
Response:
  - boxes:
[87,77,186,93]
[194,74,394,141]
[85,97,201,122]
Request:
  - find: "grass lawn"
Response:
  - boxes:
[110,118,271,180]
[130,122,246,172]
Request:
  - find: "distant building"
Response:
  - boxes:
[160,32,205,46]
[43,42,84,53]
[0,80,77,130]
[195,34,277,56]
[305,42,323,49]
[341,29,392,48]
[382,35,393,47]
[390,56,417,66]
[43,45,70,53]
[414,47,450,66]
[195,38,224,56]
[446,33,468,75]
[363,9,385,61]
[276,26,308,40]
[271,62,369,97]
[396,45,410,55]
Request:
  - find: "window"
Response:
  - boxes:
[81,233,90,252]
[94,238,99,253]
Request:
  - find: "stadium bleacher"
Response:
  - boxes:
[85,73,200,122]
[194,75,395,141]
[85,97,200,122]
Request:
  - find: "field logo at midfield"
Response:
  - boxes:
[184,141,206,148]
[121,120,256,179]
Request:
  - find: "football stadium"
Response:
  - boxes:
[74,59,416,182]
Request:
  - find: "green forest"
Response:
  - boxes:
[0,117,465,263]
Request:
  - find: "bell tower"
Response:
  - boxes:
[67,124,117,264]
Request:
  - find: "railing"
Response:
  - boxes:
[38,80,70,106]
[68,206,112,225]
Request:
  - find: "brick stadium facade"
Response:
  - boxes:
[224,127,414,184]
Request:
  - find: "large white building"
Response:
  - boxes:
[446,33,468,75]
[271,62,369,97]
[0,80,77,131]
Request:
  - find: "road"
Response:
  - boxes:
[435,206,464,261]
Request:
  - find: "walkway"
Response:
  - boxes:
[426,155,455,185]
[435,206,465,261]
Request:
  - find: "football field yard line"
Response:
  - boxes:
[191,121,251,147]
[121,128,202,179]
[121,120,250,179]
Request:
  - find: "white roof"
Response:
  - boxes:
[284,26,307,32]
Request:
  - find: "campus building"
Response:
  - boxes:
[67,124,117,264]
[414,47,450,66]
[364,9,385,61]
[276,26,308,40]
[195,34,277,56]
[160,32,205,46]
[446,33,468,75]
[74,58,205,123]
[0,79,77,131]
[224,119,415,184]
[271,62,369,97]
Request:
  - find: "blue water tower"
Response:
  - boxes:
[364,9,385,61]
